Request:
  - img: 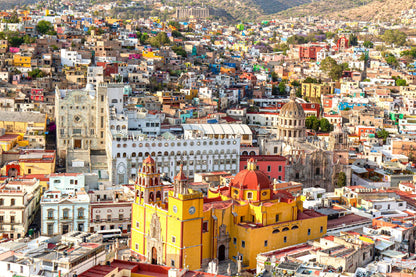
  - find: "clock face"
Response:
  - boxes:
[173,205,178,213]
[189,206,196,215]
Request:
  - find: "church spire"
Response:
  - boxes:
[174,163,188,195]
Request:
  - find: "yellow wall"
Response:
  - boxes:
[302,83,334,99]
[0,118,46,133]
[13,54,31,67]
[132,184,327,270]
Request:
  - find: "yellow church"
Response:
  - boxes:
[131,156,327,270]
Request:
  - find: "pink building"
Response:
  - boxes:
[239,155,286,181]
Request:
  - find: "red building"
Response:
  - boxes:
[30,88,44,102]
[298,44,329,61]
[358,126,376,140]
[240,155,286,181]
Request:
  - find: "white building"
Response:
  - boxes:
[40,188,90,236]
[87,66,104,87]
[0,179,41,239]
[111,133,242,184]
[60,49,90,67]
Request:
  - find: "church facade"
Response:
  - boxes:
[131,155,328,270]
[261,89,351,191]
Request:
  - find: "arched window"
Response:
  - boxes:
[282,227,290,232]
[272,229,280,234]
[149,192,154,201]
[156,191,161,200]
[291,225,299,230]
[132,153,136,157]
[123,153,127,158]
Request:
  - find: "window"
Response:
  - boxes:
[282,227,289,232]
[284,236,287,243]
[264,240,268,247]
[10,199,15,206]
[47,210,53,219]
[308,229,311,236]
[278,166,282,172]
[320,226,323,233]
[275,214,279,222]
[171,260,175,267]
[233,237,237,245]
[136,243,139,250]
[136,221,139,228]
[202,221,208,232]
[78,209,84,219]
[10,216,15,223]
[172,236,176,243]
[267,166,271,172]
[63,209,69,219]
[0,199,3,206]
[0,216,3,223]
[247,192,253,199]
[240,216,244,222]
[241,240,245,248]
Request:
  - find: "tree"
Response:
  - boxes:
[271,71,278,82]
[277,81,286,95]
[306,115,320,131]
[363,40,373,48]
[320,57,348,81]
[396,78,407,86]
[172,45,187,57]
[336,172,347,188]
[28,68,45,79]
[148,32,170,48]
[36,20,53,35]
[320,118,333,132]
[349,34,358,46]
[381,29,407,46]
[377,129,389,143]
[303,77,319,83]
[168,21,181,30]
[384,52,399,68]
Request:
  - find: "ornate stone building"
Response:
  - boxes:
[261,89,351,191]
[55,83,124,178]
[276,89,306,143]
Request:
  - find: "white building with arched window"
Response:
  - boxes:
[110,124,250,184]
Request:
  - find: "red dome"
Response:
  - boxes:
[143,155,155,164]
[231,169,271,191]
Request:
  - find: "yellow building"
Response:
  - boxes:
[0,111,47,134]
[142,51,163,60]
[13,54,31,68]
[131,157,327,270]
[301,83,334,101]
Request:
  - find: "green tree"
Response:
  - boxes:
[305,115,320,131]
[363,40,373,48]
[381,29,407,46]
[271,71,278,82]
[319,118,333,132]
[36,20,53,35]
[8,36,24,47]
[320,57,347,81]
[396,78,407,86]
[148,32,170,48]
[303,77,319,83]
[28,68,45,79]
[277,81,286,95]
[384,53,399,68]
[172,45,187,57]
[336,172,347,188]
[349,34,358,46]
[168,21,181,30]
[376,129,389,143]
